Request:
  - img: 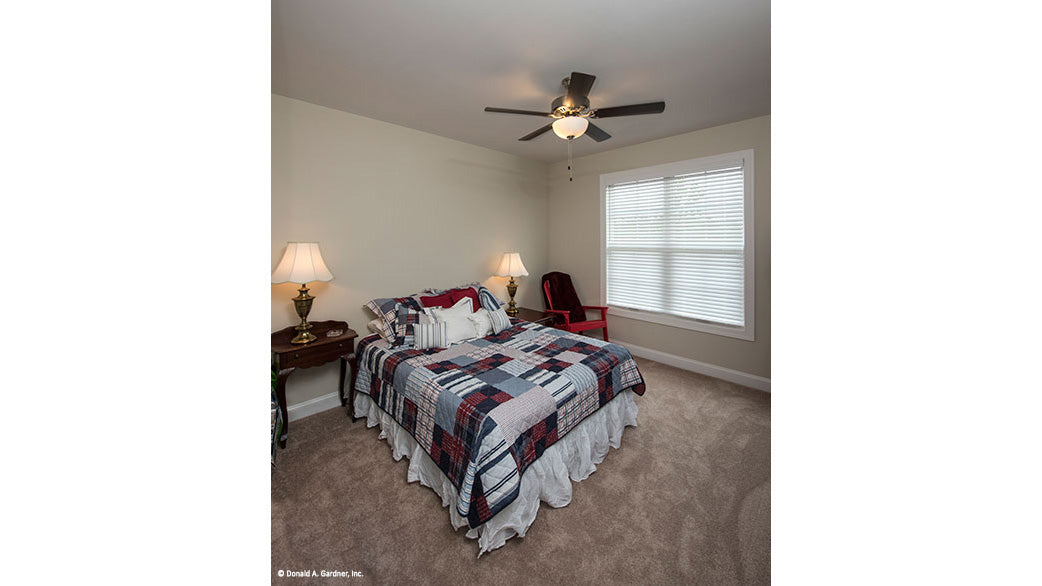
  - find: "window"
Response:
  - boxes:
[600,150,754,340]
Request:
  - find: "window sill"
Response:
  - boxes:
[607,306,754,341]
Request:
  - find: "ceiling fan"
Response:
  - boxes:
[484,71,666,143]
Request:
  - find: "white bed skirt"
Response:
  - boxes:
[353,389,639,556]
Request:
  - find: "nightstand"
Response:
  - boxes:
[514,307,556,326]
[271,320,359,448]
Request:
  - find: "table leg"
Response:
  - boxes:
[276,367,295,448]
[339,357,348,408]
[341,353,360,421]
[348,352,359,421]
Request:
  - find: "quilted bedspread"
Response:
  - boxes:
[355,319,646,528]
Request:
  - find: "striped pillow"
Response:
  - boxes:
[476,285,503,311]
[413,322,448,349]
[488,306,511,334]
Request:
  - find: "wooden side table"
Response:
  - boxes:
[514,307,556,326]
[271,320,359,448]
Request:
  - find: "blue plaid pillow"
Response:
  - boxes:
[365,295,423,344]
[393,303,432,347]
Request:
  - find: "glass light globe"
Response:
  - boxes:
[552,116,589,139]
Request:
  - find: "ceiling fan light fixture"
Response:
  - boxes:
[552,116,589,140]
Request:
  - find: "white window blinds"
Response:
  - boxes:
[605,161,747,327]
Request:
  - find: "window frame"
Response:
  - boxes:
[599,149,755,341]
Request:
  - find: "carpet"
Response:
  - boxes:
[271,356,770,585]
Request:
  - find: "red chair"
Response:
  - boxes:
[541,271,609,341]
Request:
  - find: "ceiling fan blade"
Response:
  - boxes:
[584,122,611,142]
[592,101,666,118]
[518,123,553,141]
[566,72,596,104]
[485,107,552,117]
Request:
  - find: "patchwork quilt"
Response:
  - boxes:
[355,319,646,528]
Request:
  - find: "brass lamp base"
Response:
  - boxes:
[290,282,317,344]
[291,325,317,345]
[505,277,519,317]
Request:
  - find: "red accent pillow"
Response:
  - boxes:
[450,287,480,312]
[420,291,454,308]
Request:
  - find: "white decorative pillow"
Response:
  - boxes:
[413,322,448,349]
[427,297,479,345]
[488,306,512,335]
[468,308,494,337]
[424,295,470,319]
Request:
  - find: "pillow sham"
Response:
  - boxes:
[426,297,479,345]
[467,308,494,337]
[450,287,480,313]
[364,295,424,344]
[366,318,383,335]
[487,305,512,335]
[419,291,454,309]
[476,285,503,311]
[421,283,503,312]
[412,322,448,350]
[393,303,433,347]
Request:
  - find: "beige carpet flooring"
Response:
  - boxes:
[271,357,771,585]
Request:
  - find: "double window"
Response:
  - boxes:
[600,150,754,340]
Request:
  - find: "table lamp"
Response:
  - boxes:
[272,242,334,344]
[495,252,529,317]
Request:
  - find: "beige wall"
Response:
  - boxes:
[547,116,770,378]
[273,102,769,408]
[273,95,548,407]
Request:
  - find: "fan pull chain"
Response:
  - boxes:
[567,138,573,182]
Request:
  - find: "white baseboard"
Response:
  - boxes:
[613,339,771,393]
[287,391,342,421]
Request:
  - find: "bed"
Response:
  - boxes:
[352,307,646,555]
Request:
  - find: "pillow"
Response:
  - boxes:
[426,297,479,345]
[420,291,455,309]
[393,304,432,347]
[467,308,494,337]
[413,322,448,350]
[365,295,424,344]
[423,283,502,311]
[450,287,480,313]
[487,306,512,335]
[424,295,471,319]
[366,318,383,334]
[476,285,503,311]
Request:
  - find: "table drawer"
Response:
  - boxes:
[279,340,352,369]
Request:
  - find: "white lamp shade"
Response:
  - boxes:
[495,252,529,277]
[271,242,334,284]
[552,116,589,139]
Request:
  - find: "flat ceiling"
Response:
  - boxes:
[272,0,770,164]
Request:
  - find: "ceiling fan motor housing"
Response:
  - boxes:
[551,95,590,116]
